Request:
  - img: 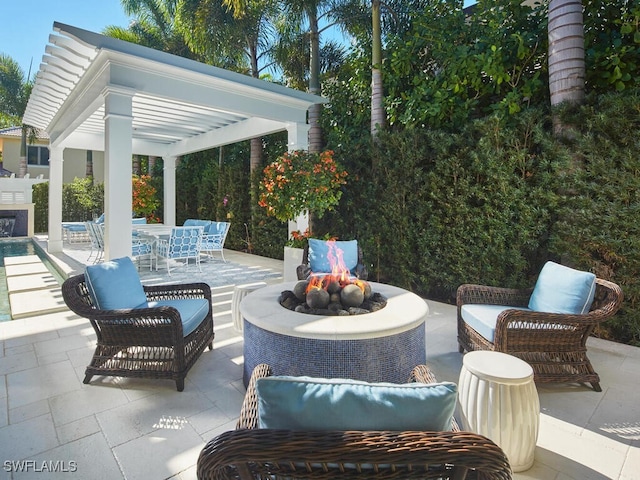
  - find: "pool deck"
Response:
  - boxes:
[0,238,638,479]
[5,254,67,319]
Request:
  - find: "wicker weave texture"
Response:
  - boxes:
[62,274,214,391]
[457,278,623,392]
[197,364,510,480]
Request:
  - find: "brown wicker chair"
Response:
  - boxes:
[196,363,512,480]
[457,278,623,392]
[62,273,214,391]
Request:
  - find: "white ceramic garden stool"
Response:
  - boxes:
[458,350,540,472]
[232,282,267,333]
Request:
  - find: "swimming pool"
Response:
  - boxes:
[0,238,65,321]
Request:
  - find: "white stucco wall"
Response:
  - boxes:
[0,137,105,183]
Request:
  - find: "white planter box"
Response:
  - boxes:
[283,246,304,282]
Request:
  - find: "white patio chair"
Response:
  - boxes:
[155,226,204,274]
[132,237,154,270]
[200,221,230,262]
[85,221,104,264]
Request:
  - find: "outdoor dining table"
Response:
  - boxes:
[132,224,174,240]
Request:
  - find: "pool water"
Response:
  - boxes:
[0,239,64,321]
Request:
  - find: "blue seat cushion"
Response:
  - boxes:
[308,239,358,273]
[62,224,87,232]
[256,376,457,431]
[143,299,210,336]
[460,304,531,342]
[528,261,596,314]
[85,257,147,310]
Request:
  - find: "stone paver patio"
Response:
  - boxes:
[0,238,638,479]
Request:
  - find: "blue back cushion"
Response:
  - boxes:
[308,239,358,273]
[85,257,147,310]
[131,217,147,224]
[184,219,211,227]
[256,376,457,431]
[206,222,229,235]
[528,261,597,314]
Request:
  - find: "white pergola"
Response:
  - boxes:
[23,22,324,260]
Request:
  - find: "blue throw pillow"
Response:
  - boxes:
[85,257,147,310]
[256,376,457,431]
[528,261,596,314]
[308,239,358,273]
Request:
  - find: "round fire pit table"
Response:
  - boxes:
[240,281,428,387]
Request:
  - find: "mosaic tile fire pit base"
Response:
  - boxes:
[241,282,428,386]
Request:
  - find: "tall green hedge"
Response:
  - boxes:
[549,90,640,344]
[314,91,640,346]
[32,178,103,233]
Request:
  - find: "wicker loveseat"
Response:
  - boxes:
[62,262,214,392]
[457,269,623,392]
[196,363,512,480]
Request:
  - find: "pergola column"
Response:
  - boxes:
[163,155,177,226]
[47,146,64,253]
[287,123,311,236]
[103,86,134,260]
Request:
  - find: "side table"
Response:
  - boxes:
[458,350,540,472]
[232,282,267,333]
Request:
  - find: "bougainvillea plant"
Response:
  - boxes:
[132,174,160,223]
[258,150,348,226]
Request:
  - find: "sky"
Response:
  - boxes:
[0,0,133,78]
[1,0,477,81]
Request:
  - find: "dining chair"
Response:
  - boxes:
[200,221,230,262]
[155,226,204,274]
[85,221,104,264]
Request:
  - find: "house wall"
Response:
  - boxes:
[0,136,105,183]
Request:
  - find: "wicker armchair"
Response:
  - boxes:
[197,364,512,480]
[62,274,214,391]
[457,278,623,392]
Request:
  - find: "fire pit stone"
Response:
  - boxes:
[280,278,387,316]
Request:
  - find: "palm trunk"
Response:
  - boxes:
[308,9,323,153]
[86,150,94,182]
[548,0,585,134]
[19,126,27,177]
[371,0,385,138]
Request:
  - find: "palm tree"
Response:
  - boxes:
[177,0,279,173]
[112,0,199,60]
[223,0,343,153]
[0,54,35,176]
[548,0,585,133]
